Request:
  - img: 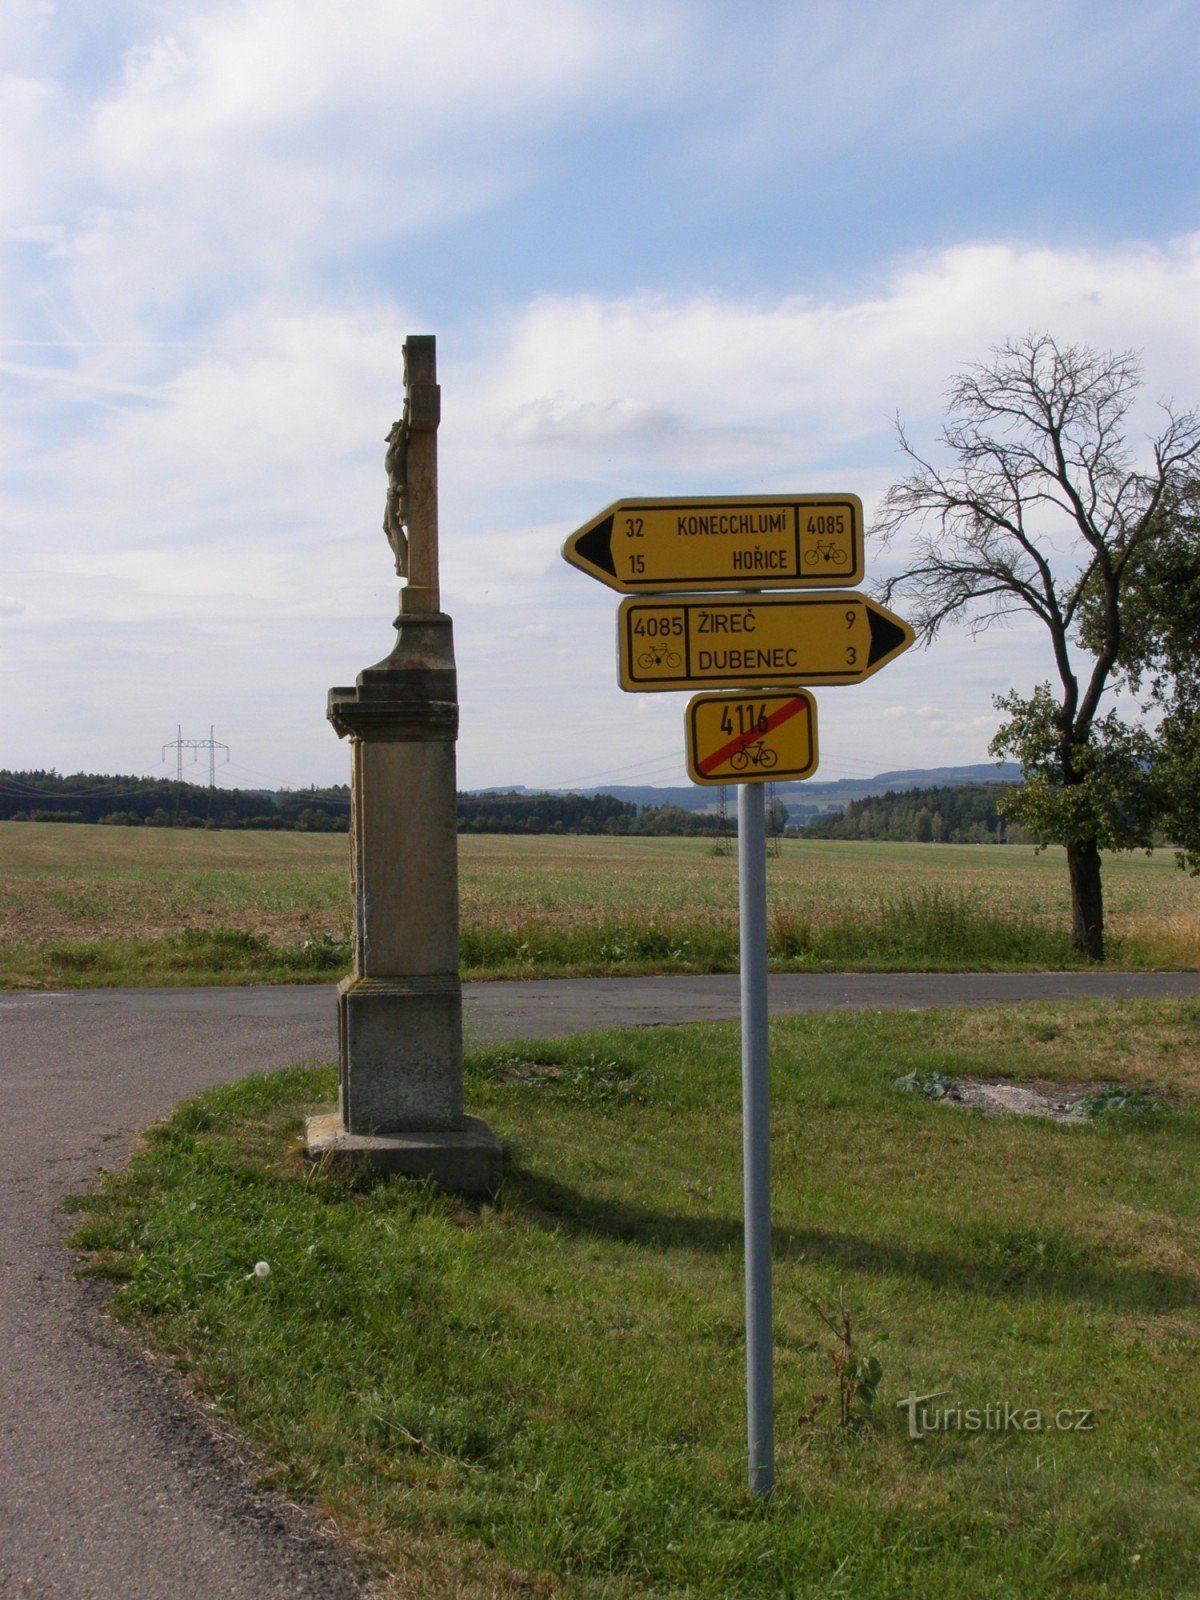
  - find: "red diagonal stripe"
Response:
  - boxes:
[697,696,809,775]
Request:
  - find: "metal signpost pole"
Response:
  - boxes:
[561,483,911,1499]
[738,779,774,1497]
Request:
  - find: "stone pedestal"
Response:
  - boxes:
[336,973,462,1130]
[306,1113,502,1195]
[307,595,501,1195]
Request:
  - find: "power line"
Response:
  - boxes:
[162,725,230,787]
[554,753,688,789]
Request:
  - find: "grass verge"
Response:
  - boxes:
[0,888,1098,986]
[72,1000,1200,1598]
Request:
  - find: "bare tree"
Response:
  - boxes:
[873,334,1200,959]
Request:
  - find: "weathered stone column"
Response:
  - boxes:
[306,336,501,1194]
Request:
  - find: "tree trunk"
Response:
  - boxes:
[1066,839,1105,960]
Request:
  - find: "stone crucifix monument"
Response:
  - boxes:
[306,335,501,1194]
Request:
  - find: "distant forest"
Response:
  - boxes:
[455,791,727,835]
[0,770,1053,843]
[0,769,352,831]
[798,782,1031,844]
[0,771,725,837]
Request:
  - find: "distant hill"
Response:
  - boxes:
[854,764,1022,789]
[483,763,1023,821]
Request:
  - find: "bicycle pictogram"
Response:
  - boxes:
[803,538,847,567]
[729,741,778,772]
[637,643,683,670]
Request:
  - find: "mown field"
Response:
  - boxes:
[72,998,1200,1598]
[2,821,1199,986]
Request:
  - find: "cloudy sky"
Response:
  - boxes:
[2,0,1199,794]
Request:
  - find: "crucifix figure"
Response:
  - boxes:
[382,334,440,614]
[382,418,408,577]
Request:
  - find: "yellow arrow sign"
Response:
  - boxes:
[617,592,914,692]
[563,495,863,593]
[686,691,819,785]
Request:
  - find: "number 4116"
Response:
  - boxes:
[719,703,768,737]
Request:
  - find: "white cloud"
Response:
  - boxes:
[7,0,1196,365]
[32,0,685,337]
[0,2,682,358]
[445,234,1200,513]
[96,0,677,157]
[3,2,1198,789]
[708,0,1199,165]
[5,233,1200,785]
[500,395,686,449]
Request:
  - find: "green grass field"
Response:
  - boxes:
[2,821,1199,985]
[72,999,1200,1598]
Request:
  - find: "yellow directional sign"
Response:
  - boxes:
[686,691,819,785]
[617,592,914,692]
[563,495,863,593]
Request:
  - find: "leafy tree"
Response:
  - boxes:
[1096,511,1200,872]
[874,334,1200,958]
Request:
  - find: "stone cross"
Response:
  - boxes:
[311,334,501,1194]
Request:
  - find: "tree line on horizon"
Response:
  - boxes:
[797,782,1035,844]
[0,767,1087,845]
[0,771,733,837]
[0,770,351,832]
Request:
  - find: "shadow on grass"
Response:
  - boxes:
[502,1157,1196,1316]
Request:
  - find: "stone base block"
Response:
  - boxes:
[305,1112,502,1197]
[338,975,462,1133]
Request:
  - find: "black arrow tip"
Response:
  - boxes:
[573,515,615,578]
[867,605,910,666]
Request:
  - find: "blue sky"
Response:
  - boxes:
[2,0,1199,793]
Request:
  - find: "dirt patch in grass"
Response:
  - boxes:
[897,1073,1183,1123]
[950,1077,1095,1122]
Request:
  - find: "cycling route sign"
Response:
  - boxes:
[617,592,914,692]
[562,495,863,594]
[558,480,916,1499]
[685,691,818,785]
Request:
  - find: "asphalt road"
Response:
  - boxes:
[4,969,1200,1597]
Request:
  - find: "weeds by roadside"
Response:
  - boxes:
[798,1290,886,1433]
[4,890,1092,988]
